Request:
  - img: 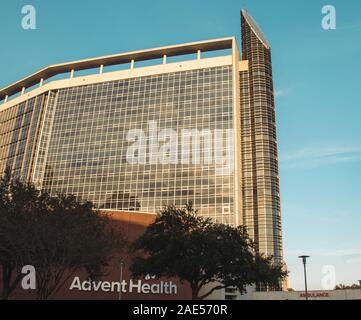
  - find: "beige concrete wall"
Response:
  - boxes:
[0,55,232,112]
[244,289,361,300]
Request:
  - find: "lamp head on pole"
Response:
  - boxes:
[298,255,310,265]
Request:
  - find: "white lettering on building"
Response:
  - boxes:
[69,277,177,295]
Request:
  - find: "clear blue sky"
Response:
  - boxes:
[1,0,360,291]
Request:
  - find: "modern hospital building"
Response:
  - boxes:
[0,10,283,299]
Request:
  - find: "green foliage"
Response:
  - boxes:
[0,167,125,300]
[130,202,287,300]
[334,283,361,290]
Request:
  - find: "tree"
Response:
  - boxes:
[0,168,125,300]
[335,283,361,290]
[33,194,126,300]
[130,203,287,300]
[0,167,44,300]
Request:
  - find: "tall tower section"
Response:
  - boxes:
[240,10,283,264]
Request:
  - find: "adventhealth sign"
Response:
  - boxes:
[69,277,178,295]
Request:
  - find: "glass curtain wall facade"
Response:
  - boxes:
[39,66,235,224]
[0,59,236,225]
[0,93,48,181]
[240,10,283,263]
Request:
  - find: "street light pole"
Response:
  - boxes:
[118,259,125,301]
[299,255,310,300]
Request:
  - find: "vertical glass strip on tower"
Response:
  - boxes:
[240,10,283,264]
